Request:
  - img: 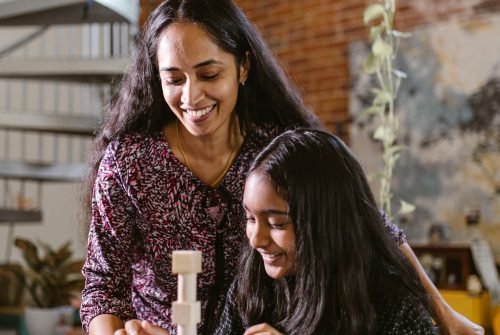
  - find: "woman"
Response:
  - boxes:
[82,0,483,334]
[81,0,316,334]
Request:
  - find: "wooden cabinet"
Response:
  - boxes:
[410,242,477,290]
[440,290,491,327]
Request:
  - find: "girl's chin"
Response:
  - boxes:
[264,266,290,279]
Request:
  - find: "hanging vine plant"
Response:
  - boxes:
[361,0,415,220]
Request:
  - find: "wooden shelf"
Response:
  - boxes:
[0,112,100,135]
[0,161,85,182]
[0,209,41,223]
[0,0,138,26]
[0,58,128,82]
[410,242,477,290]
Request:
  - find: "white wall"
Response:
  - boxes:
[0,15,133,263]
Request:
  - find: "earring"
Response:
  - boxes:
[240,80,246,86]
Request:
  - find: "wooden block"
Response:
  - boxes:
[177,273,197,302]
[172,251,202,274]
[172,301,201,325]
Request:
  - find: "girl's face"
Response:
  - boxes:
[157,21,249,138]
[243,171,296,279]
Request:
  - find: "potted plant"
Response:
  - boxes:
[0,263,24,307]
[14,237,85,335]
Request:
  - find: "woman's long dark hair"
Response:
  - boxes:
[81,0,319,229]
[236,129,428,334]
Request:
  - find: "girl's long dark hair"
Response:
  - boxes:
[81,0,319,229]
[236,129,428,334]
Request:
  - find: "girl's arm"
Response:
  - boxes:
[399,243,484,335]
[114,320,170,335]
[89,314,125,335]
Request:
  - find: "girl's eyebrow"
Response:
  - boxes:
[160,59,224,72]
[243,204,288,216]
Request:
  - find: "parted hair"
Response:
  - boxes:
[81,0,318,228]
[235,129,428,334]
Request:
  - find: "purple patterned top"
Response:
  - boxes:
[80,125,406,334]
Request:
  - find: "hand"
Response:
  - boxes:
[244,323,283,335]
[438,309,484,335]
[114,320,170,335]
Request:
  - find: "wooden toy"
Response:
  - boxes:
[172,250,202,335]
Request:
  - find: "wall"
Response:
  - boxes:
[0,21,132,263]
[234,0,500,136]
[139,0,500,135]
[139,1,499,259]
[3,0,495,263]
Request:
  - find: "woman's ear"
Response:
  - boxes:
[239,51,251,83]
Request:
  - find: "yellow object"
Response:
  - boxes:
[492,305,500,335]
[440,290,490,326]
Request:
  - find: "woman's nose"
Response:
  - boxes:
[181,78,203,106]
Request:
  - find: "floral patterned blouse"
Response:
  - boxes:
[80,125,406,334]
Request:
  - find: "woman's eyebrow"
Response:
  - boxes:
[159,59,224,72]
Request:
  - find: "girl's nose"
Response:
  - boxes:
[248,221,269,249]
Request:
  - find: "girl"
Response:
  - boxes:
[216,128,435,334]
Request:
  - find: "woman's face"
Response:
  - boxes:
[243,171,296,279]
[157,21,249,137]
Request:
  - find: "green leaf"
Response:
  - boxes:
[387,0,396,15]
[385,145,406,155]
[398,200,416,216]
[362,53,381,74]
[372,36,392,57]
[391,30,412,38]
[361,105,384,117]
[373,90,392,105]
[363,4,385,25]
[392,69,407,78]
[370,24,386,41]
[14,238,42,271]
[373,125,395,143]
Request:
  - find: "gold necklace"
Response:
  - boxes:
[176,121,240,187]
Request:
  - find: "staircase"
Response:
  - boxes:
[0,1,137,232]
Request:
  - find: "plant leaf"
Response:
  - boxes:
[363,4,385,25]
[373,90,392,105]
[363,53,381,74]
[370,24,386,41]
[398,199,416,216]
[14,238,42,271]
[391,30,412,38]
[372,36,392,57]
[361,105,384,117]
[385,145,407,155]
[373,125,395,143]
[392,68,408,78]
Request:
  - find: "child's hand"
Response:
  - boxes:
[114,320,170,335]
[244,323,283,335]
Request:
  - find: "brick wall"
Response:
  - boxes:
[140,0,500,138]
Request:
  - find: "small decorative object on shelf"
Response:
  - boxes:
[466,274,483,296]
[411,242,478,291]
[465,206,481,226]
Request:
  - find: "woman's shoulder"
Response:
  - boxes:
[106,132,166,160]
[246,123,286,147]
